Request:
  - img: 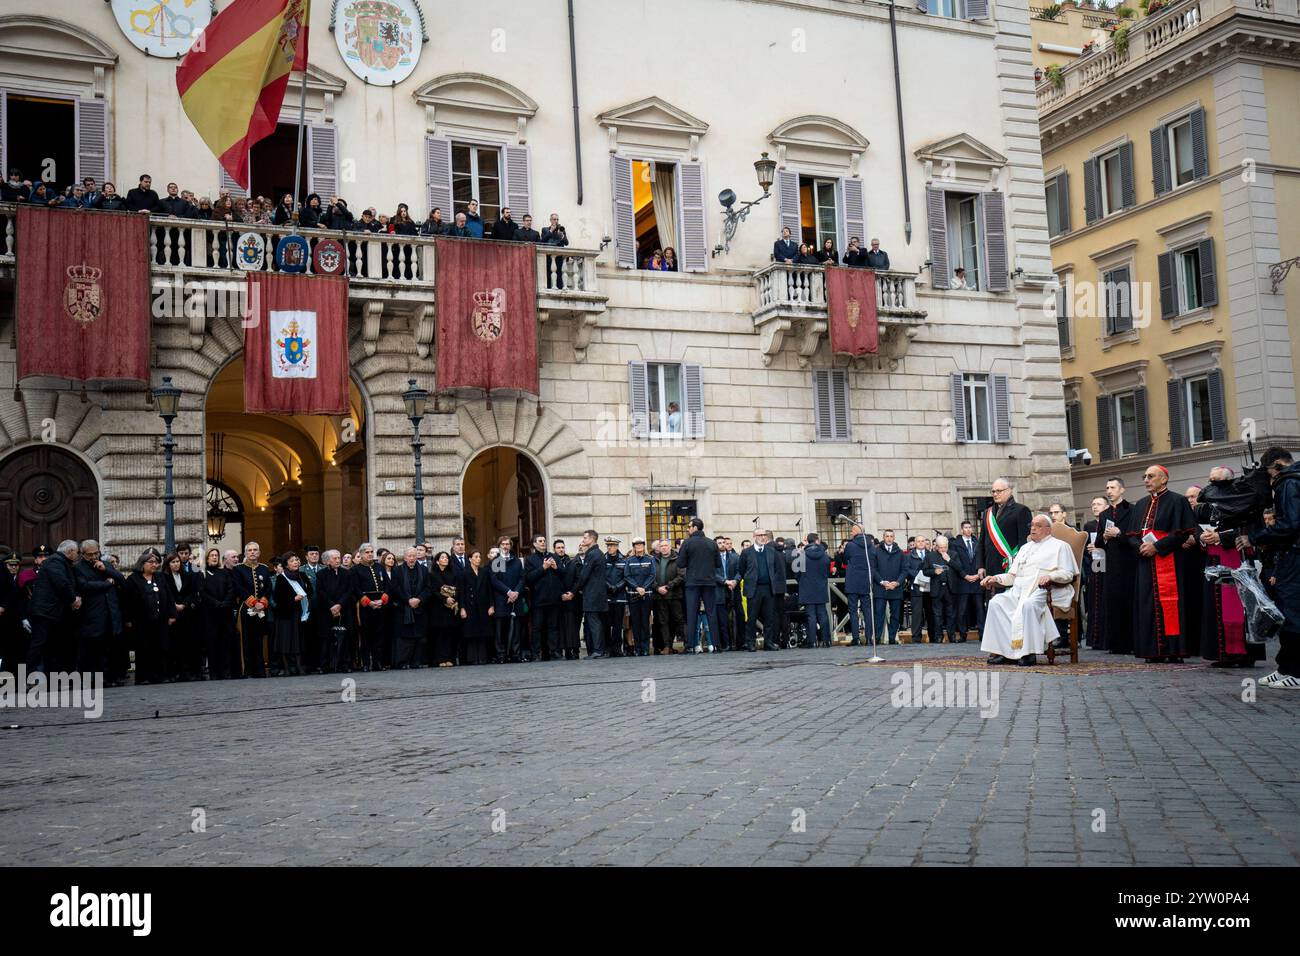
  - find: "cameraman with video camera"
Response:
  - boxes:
[1237,447,1300,689]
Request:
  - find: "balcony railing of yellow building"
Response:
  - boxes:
[1036,0,1300,112]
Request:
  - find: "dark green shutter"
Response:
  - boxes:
[1168,377,1187,449]
[1096,395,1115,462]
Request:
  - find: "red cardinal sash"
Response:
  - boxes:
[1148,529,1181,637]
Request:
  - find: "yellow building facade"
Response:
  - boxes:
[1035,0,1300,513]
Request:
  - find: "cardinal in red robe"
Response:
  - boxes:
[1126,464,1198,662]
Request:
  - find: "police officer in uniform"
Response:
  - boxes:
[623,537,656,656]
[603,536,628,657]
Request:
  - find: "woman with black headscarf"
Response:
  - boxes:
[427,551,461,666]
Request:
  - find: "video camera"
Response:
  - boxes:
[1198,439,1274,537]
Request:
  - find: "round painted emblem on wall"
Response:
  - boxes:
[333,0,424,85]
[110,0,212,58]
[313,238,347,275]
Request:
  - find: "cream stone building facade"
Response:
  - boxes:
[0,0,1069,560]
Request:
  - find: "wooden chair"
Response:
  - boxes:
[1045,523,1088,665]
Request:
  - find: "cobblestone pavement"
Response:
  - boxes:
[2,643,1298,866]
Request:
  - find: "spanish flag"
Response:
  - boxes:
[177,0,310,190]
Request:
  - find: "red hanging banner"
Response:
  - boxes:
[16,205,152,383]
[243,272,350,414]
[826,266,879,356]
[434,238,539,397]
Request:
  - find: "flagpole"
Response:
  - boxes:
[291,65,308,224]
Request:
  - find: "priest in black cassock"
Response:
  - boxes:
[1083,496,1108,650]
[1096,477,1137,654]
[1126,464,1198,662]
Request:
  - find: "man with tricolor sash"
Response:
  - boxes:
[1125,464,1198,662]
[980,514,1078,665]
[976,479,1032,629]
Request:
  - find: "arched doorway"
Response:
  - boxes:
[204,356,369,557]
[0,445,99,553]
[461,447,546,555]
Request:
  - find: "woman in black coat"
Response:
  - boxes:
[427,551,462,667]
[199,547,237,679]
[816,239,839,265]
[458,550,494,665]
[161,551,199,679]
[124,550,167,684]
[272,552,310,676]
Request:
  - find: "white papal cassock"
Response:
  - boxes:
[980,535,1079,659]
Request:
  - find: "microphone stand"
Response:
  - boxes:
[866,542,884,663]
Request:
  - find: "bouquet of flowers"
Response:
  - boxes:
[244,596,268,618]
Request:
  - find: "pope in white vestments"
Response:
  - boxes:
[980,515,1079,663]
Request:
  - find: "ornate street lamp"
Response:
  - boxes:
[713,152,779,256]
[403,378,429,546]
[152,375,182,554]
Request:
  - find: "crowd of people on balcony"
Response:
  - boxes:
[771,227,891,269]
[0,167,572,251]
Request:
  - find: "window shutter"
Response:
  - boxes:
[1190,106,1209,180]
[980,191,1009,292]
[1055,170,1071,234]
[1134,386,1151,454]
[683,363,705,439]
[1056,282,1070,349]
[832,370,849,441]
[220,160,248,199]
[927,187,950,289]
[1150,126,1170,197]
[967,0,989,19]
[1167,377,1187,449]
[992,373,1011,443]
[777,168,801,240]
[424,135,453,220]
[949,372,967,444]
[1157,251,1176,320]
[1083,158,1100,225]
[1197,237,1217,307]
[628,361,649,438]
[1119,142,1136,209]
[1207,369,1227,442]
[1106,267,1133,334]
[813,370,833,441]
[76,97,109,186]
[502,144,533,219]
[1096,395,1115,462]
[841,177,866,257]
[611,154,636,269]
[1066,401,1083,454]
[677,161,709,273]
[307,124,338,200]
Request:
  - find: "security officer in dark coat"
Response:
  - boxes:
[602,537,628,657]
[872,531,906,644]
[796,533,833,647]
[74,540,126,675]
[715,537,742,650]
[738,528,786,651]
[675,517,722,652]
[27,540,80,673]
[902,535,939,643]
[525,534,564,661]
[552,540,580,660]
[842,525,879,645]
[623,537,656,656]
[1243,448,1300,684]
[575,530,608,657]
[490,537,526,663]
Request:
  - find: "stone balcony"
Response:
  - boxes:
[0,204,607,359]
[751,263,927,369]
[1036,0,1300,115]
